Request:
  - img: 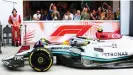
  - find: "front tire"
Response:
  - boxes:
[29,47,53,72]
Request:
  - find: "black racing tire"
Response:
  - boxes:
[29,47,53,72]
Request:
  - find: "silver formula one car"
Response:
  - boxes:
[2,36,133,72]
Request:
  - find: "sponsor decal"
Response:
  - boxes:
[103,52,128,56]
[51,47,70,49]
[14,56,23,60]
[94,48,103,52]
[51,25,91,36]
[108,33,122,39]
[99,44,117,48]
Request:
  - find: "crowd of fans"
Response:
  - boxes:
[32,2,120,21]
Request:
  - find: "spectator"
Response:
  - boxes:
[72,9,77,15]
[51,6,60,20]
[41,10,48,20]
[100,12,106,20]
[81,7,90,20]
[49,3,60,20]
[107,10,114,20]
[40,9,44,20]
[85,3,91,13]
[73,10,81,20]
[63,10,73,20]
[48,3,54,20]
[33,11,41,21]
[90,9,98,20]
[97,7,102,20]
[102,2,112,14]
[58,7,64,20]
[116,8,120,20]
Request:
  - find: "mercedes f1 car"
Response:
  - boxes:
[2,36,133,72]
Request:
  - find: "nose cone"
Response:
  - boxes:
[2,59,10,66]
[1,55,14,67]
[2,55,14,61]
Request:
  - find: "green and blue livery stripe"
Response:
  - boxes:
[52,51,80,56]
[82,55,128,62]
[52,51,129,62]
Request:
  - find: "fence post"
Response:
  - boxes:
[20,24,22,46]
[25,25,27,45]
[0,22,2,54]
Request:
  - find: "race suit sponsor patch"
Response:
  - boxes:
[103,52,128,56]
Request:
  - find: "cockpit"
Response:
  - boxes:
[63,36,91,46]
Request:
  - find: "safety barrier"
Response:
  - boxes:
[23,20,120,43]
[0,24,23,47]
[2,25,12,46]
[0,23,27,54]
[0,24,2,42]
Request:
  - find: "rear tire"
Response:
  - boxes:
[29,47,53,72]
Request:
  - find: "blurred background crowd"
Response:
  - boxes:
[23,1,120,21]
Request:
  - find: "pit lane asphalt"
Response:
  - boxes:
[0,46,133,75]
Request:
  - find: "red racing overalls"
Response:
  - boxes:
[8,14,21,45]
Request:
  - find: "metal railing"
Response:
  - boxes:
[0,23,2,54]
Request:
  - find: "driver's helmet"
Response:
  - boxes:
[40,38,46,43]
[63,37,90,46]
[40,38,49,45]
[34,38,47,47]
[97,27,103,32]
[63,40,70,45]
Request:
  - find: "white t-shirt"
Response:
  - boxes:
[64,13,73,20]
[33,14,41,20]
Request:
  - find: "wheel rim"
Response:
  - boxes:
[30,51,52,71]
[38,57,44,64]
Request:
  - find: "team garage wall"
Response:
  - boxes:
[23,20,120,44]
